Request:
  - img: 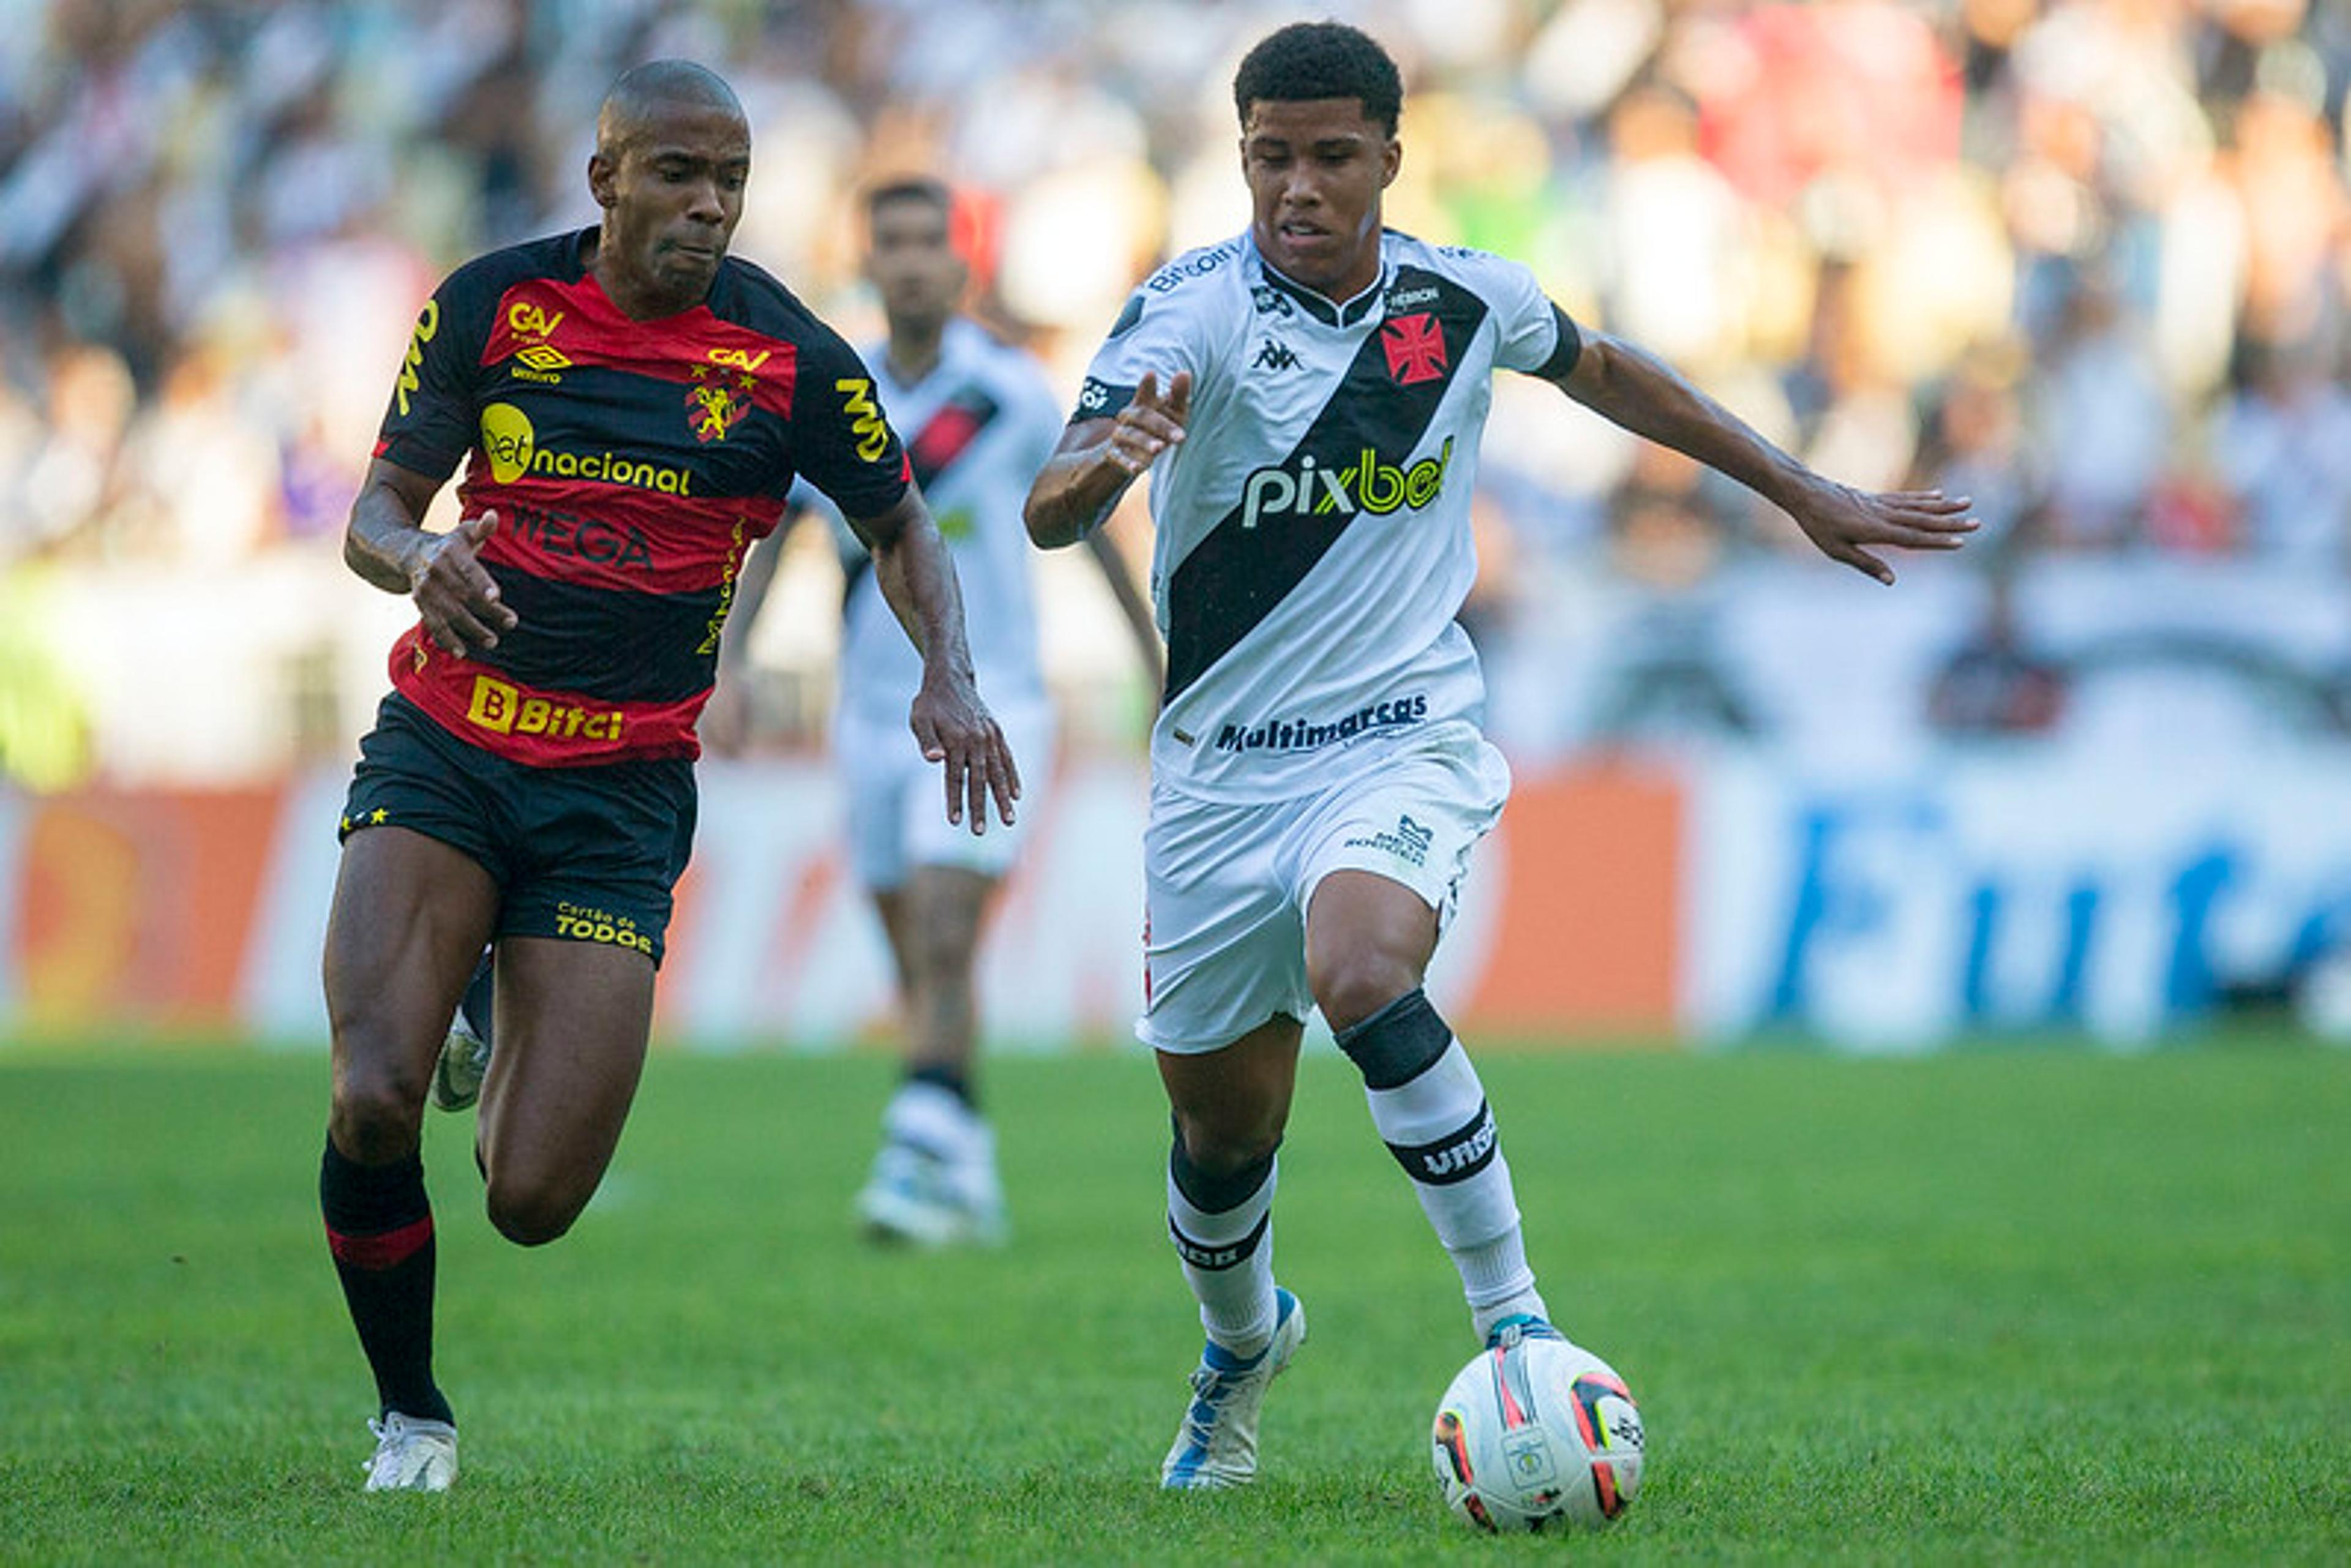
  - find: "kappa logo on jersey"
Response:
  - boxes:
[1253,337,1299,371]
[836,377,891,462]
[479,403,694,494]
[1239,437,1455,529]
[686,363,752,443]
[1382,312,1449,385]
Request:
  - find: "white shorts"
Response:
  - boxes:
[1139,721,1510,1055]
[835,702,1052,891]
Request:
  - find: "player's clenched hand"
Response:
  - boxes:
[910,668,1022,834]
[1782,482,1978,586]
[410,511,519,658]
[1102,369,1192,478]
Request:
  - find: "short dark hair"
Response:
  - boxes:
[596,59,743,159]
[1232,21,1403,136]
[864,175,954,223]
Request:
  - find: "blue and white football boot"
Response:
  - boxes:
[1160,1288,1307,1490]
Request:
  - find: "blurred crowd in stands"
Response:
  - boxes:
[6,0,2351,786]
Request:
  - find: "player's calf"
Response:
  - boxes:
[1335,988,1550,1340]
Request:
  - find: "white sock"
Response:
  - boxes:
[1166,1152,1279,1357]
[1363,1036,1546,1333]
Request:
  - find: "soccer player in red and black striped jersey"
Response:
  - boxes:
[318,61,1019,1493]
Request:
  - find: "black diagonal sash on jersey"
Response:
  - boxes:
[907,387,1000,492]
[1163,266,1490,703]
[841,383,1003,609]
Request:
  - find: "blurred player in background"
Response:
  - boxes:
[1026,20,1975,1489]
[320,61,1017,1493]
[708,176,1162,1247]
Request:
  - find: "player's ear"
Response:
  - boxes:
[587,152,618,209]
[1382,135,1401,189]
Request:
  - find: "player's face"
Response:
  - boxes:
[590,97,750,313]
[865,198,966,336]
[1241,97,1399,301]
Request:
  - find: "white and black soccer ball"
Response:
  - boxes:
[1430,1332,1645,1534]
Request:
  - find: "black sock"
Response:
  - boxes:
[907,1061,973,1109]
[320,1136,453,1426]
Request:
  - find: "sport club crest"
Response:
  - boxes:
[687,363,753,443]
[1381,312,1448,386]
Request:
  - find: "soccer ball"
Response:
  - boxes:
[1429,1331,1645,1533]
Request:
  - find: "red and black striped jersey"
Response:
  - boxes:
[372,227,911,765]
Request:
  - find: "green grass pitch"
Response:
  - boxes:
[3,1038,2346,1562]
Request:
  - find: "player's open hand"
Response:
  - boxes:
[411,511,520,658]
[1785,483,1978,585]
[910,669,1022,834]
[1103,370,1191,479]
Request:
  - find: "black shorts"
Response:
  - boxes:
[339,692,697,965]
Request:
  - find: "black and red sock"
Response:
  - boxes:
[320,1136,453,1425]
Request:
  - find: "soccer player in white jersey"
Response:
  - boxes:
[711,176,1162,1245]
[1025,21,1976,1490]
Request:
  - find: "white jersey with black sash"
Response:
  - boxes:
[1073,229,1580,804]
[820,317,1063,735]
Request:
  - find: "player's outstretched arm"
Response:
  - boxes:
[850,487,1022,831]
[1024,370,1191,549]
[343,457,519,656]
[1551,331,1976,585]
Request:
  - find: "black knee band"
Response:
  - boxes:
[1333,987,1452,1090]
[1169,1121,1278,1214]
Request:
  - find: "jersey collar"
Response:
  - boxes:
[1250,233,1392,329]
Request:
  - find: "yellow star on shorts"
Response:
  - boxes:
[369,808,388,825]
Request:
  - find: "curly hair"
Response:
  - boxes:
[1232,21,1403,135]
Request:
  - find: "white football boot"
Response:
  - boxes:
[1160,1288,1307,1489]
[854,1081,1008,1247]
[361,1411,458,1493]
[429,955,494,1113]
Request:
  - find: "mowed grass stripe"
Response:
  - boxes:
[1,1045,2344,1562]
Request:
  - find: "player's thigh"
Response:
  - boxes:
[324,827,500,1152]
[1294,724,1511,1011]
[474,934,656,1211]
[839,714,917,893]
[327,697,512,1089]
[1139,787,1314,1056]
[898,863,997,983]
[473,754,694,1229]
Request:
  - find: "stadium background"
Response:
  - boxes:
[7,0,2351,1054]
